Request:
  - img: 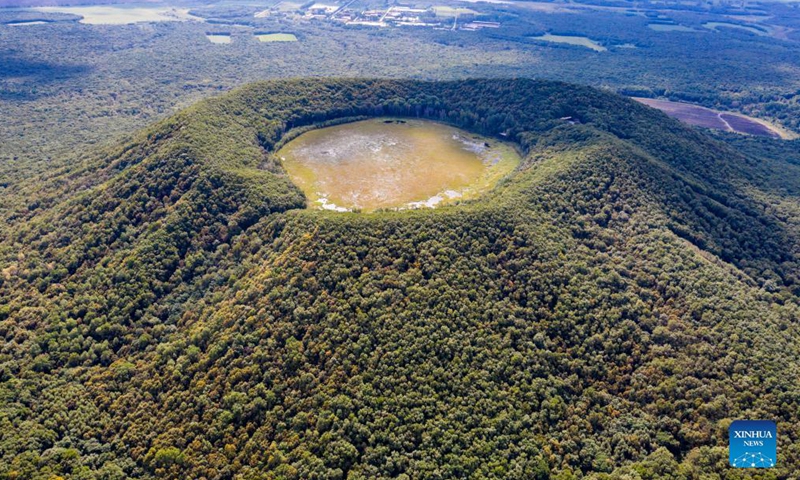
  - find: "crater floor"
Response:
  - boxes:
[277,118,521,211]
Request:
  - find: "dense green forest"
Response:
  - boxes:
[1,78,799,478]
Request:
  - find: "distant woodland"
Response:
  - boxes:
[3,0,800,189]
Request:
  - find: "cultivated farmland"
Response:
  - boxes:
[634,98,788,139]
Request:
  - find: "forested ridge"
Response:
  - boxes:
[1,79,799,479]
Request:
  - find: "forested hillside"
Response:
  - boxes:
[1,79,799,479]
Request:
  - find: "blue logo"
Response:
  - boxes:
[729,420,776,468]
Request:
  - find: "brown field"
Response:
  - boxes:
[633,98,789,139]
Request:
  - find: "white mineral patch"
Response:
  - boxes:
[317,197,349,212]
[453,134,486,154]
[407,195,444,209]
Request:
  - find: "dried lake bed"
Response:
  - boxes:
[278,119,521,212]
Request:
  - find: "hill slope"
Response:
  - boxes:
[1,79,799,479]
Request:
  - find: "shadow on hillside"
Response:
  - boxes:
[0,55,91,100]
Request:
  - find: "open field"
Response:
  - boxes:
[432,6,478,17]
[34,5,202,24]
[206,33,231,43]
[647,23,698,32]
[255,32,297,42]
[532,34,606,52]
[634,98,792,139]
[273,1,303,12]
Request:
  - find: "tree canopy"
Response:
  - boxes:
[1,79,799,479]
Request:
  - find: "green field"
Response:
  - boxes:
[206,33,232,44]
[647,23,698,32]
[255,32,298,42]
[432,5,479,17]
